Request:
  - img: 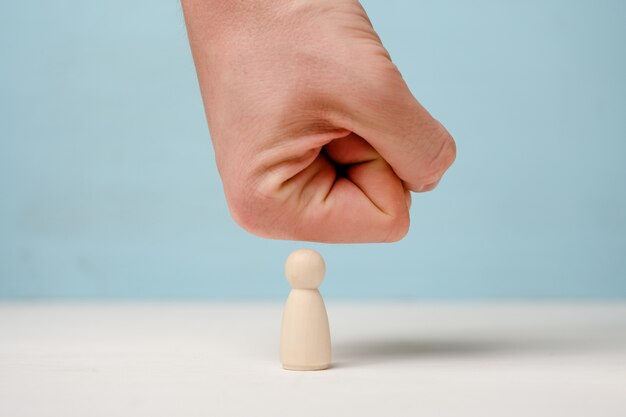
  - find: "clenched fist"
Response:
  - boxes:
[183,0,456,243]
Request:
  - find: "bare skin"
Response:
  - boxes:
[182,0,456,243]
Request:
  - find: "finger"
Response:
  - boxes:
[323,133,411,213]
[261,133,410,243]
[322,132,379,164]
[293,151,409,242]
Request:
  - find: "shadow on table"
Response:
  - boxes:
[331,335,621,368]
[332,338,500,368]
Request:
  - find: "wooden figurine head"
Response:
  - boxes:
[285,249,326,290]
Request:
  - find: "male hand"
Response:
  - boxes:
[183,0,456,242]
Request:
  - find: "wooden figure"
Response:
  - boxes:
[280,249,331,371]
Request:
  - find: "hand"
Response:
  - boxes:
[183,0,456,243]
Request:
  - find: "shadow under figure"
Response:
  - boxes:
[331,334,622,368]
[332,338,503,368]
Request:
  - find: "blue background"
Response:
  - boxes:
[1,0,625,299]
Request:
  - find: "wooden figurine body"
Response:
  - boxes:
[280,249,331,371]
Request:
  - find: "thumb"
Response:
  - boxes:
[344,67,456,192]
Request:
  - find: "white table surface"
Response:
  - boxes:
[1,301,625,417]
